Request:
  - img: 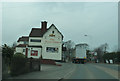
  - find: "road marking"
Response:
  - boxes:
[83,64,96,79]
[64,64,95,79]
[63,63,77,79]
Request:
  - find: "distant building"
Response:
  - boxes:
[15,21,63,61]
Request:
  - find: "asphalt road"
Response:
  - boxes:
[8,62,119,79]
[67,63,118,79]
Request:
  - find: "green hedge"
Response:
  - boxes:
[102,52,120,63]
[116,52,120,63]
[10,53,28,76]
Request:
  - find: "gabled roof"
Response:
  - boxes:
[46,24,64,39]
[17,36,29,42]
[29,24,64,39]
[29,28,48,37]
[16,44,28,47]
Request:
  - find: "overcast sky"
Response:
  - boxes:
[2,2,118,52]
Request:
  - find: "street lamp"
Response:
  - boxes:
[84,34,93,50]
[84,35,87,36]
[84,34,94,62]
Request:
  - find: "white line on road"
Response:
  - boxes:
[83,64,96,79]
[63,63,77,79]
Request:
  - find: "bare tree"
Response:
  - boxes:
[94,43,109,62]
[63,40,75,61]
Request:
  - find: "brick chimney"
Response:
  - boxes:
[41,21,47,33]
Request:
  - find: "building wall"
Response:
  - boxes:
[15,47,41,59]
[42,26,62,60]
[43,26,62,42]
[16,25,63,60]
[17,41,24,45]
[15,47,26,55]
[42,43,62,60]
[27,47,41,59]
[17,41,28,45]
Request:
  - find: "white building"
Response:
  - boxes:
[15,21,63,60]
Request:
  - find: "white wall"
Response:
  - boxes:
[42,43,62,60]
[27,47,41,59]
[15,47,41,58]
[17,41,28,45]
[17,41,24,45]
[43,26,62,42]
[42,26,62,60]
[15,47,26,55]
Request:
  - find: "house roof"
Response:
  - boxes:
[17,36,29,42]
[16,44,28,47]
[29,28,47,37]
[29,24,63,39]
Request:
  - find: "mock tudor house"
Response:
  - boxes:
[15,21,63,61]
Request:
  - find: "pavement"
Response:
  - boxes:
[8,62,75,79]
[6,62,119,80]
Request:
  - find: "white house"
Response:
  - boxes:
[15,21,63,61]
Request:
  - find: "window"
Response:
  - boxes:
[30,39,41,42]
[52,31,54,34]
[23,49,26,52]
[31,50,38,56]
[24,41,28,44]
[46,47,58,53]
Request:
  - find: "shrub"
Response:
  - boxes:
[102,52,119,63]
[116,52,120,63]
[10,53,28,76]
[2,44,14,65]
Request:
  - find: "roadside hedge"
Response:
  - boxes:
[10,53,28,76]
[102,52,120,64]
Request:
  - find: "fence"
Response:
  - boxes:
[26,58,41,72]
[2,57,41,79]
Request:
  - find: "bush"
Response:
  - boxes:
[115,52,120,63]
[2,44,14,65]
[10,53,28,76]
[102,52,119,64]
